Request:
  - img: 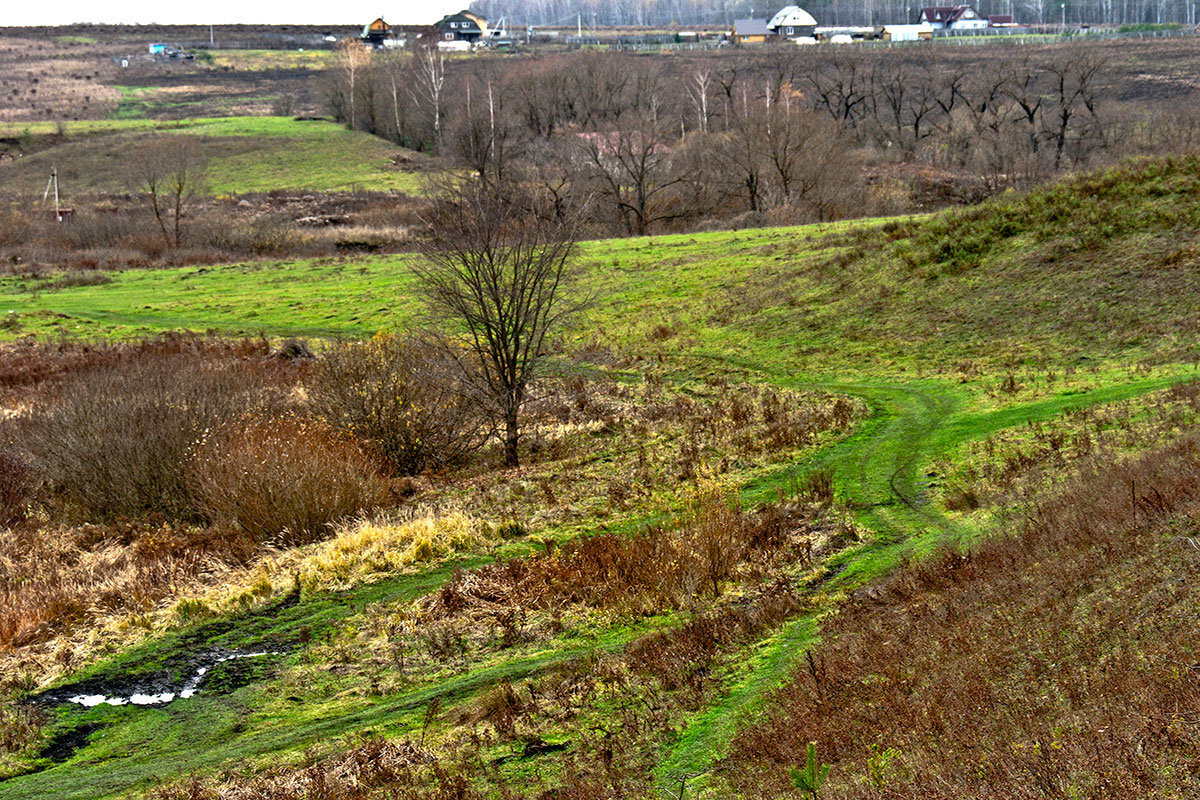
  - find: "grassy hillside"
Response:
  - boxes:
[3,155,1200,370]
[0,117,427,195]
[3,156,1200,798]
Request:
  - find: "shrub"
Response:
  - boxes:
[18,338,299,520]
[23,354,257,519]
[0,450,31,526]
[188,415,391,545]
[311,334,485,475]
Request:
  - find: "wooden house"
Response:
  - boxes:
[361,18,391,46]
[434,10,488,42]
[732,18,770,44]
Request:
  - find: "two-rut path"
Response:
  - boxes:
[2,371,1184,799]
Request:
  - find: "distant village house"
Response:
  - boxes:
[435,10,489,42]
[732,18,771,43]
[361,18,391,46]
[919,5,988,29]
[767,6,818,38]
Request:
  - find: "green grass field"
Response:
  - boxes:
[0,117,426,195]
[4,156,1200,797]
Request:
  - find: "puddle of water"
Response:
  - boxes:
[66,651,282,708]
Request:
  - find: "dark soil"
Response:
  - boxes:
[38,722,101,763]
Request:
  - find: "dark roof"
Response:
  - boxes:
[920,5,976,22]
[988,14,1015,22]
[435,10,486,31]
[733,18,770,35]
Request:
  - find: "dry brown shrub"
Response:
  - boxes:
[0,522,257,650]
[16,339,298,521]
[0,450,32,526]
[310,334,486,475]
[424,489,822,620]
[188,415,392,545]
[0,701,46,756]
[150,735,438,800]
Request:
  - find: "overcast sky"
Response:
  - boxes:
[2,0,466,26]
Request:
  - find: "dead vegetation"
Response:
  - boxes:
[423,489,831,619]
[0,188,425,271]
[145,484,856,800]
[722,433,1200,799]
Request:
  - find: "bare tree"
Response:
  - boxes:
[412,182,584,467]
[334,39,371,131]
[689,62,713,133]
[1041,49,1107,169]
[578,112,689,236]
[129,136,207,248]
[448,74,526,191]
[410,43,446,151]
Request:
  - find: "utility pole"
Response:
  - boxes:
[43,167,61,222]
[209,23,214,46]
[1061,2,1066,27]
[577,13,582,37]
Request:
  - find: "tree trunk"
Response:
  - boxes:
[504,408,520,467]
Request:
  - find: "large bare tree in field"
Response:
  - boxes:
[412,183,583,468]
[129,136,207,248]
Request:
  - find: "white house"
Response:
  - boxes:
[767,6,818,38]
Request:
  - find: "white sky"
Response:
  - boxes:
[1,0,466,26]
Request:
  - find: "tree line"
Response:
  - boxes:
[466,0,1200,29]
[325,44,1139,235]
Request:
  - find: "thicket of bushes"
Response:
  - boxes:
[0,336,401,539]
[0,333,514,542]
[310,334,486,475]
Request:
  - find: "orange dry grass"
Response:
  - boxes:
[0,524,258,677]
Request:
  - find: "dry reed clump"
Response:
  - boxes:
[188,415,392,546]
[294,512,480,593]
[310,334,486,475]
[722,434,1200,799]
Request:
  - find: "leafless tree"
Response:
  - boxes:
[1040,49,1107,168]
[334,39,370,131]
[410,43,447,151]
[448,74,526,191]
[412,182,584,467]
[578,111,690,236]
[689,63,713,133]
[128,136,207,248]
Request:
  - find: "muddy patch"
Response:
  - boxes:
[31,587,301,709]
[35,650,285,708]
[38,722,101,763]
